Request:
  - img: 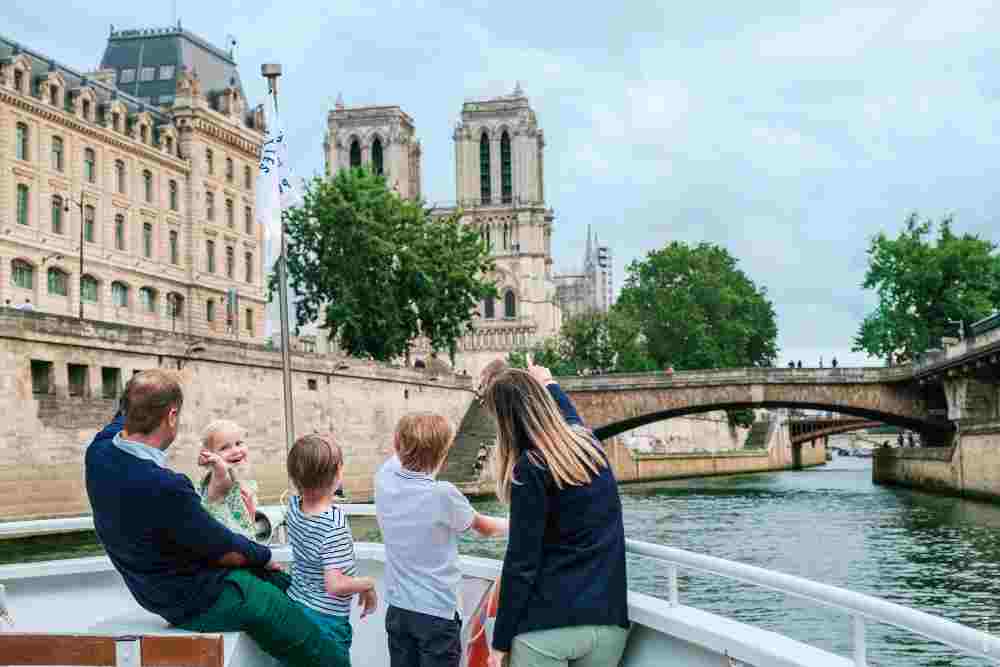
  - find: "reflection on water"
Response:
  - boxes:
[4,457,1000,666]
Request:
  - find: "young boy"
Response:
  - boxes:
[375,413,508,667]
[197,419,258,539]
[286,433,377,667]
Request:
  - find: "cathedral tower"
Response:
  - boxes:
[323,95,422,200]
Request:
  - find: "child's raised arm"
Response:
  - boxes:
[471,513,508,537]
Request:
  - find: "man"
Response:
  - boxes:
[85,369,348,667]
[16,298,34,311]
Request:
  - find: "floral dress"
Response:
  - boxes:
[199,473,259,539]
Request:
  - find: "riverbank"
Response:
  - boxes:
[874,420,1000,502]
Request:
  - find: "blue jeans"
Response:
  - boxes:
[301,607,353,666]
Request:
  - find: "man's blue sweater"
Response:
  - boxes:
[84,415,271,625]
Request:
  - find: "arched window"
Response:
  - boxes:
[206,240,216,273]
[81,275,99,303]
[349,139,361,169]
[245,308,254,335]
[483,296,495,319]
[169,230,179,265]
[47,267,68,296]
[372,137,384,176]
[169,180,178,211]
[245,206,253,235]
[501,131,512,203]
[225,157,234,182]
[112,281,129,308]
[245,252,253,283]
[83,205,95,243]
[206,148,214,175]
[142,222,153,258]
[49,85,59,107]
[51,195,64,234]
[225,198,234,227]
[16,184,29,226]
[480,133,491,204]
[15,122,29,161]
[139,287,157,313]
[51,136,64,172]
[504,290,516,318]
[115,159,126,194]
[244,165,252,190]
[205,191,215,221]
[11,260,34,289]
[82,99,92,121]
[84,148,96,183]
[114,214,126,251]
[13,68,24,94]
[143,169,153,203]
[225,246,235,278]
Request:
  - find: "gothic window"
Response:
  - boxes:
[112,281,129,307]
[169,230,179,265]
[15,122,28,160]
[349,139,361,169]
[480,133,491,204]
[51,195,64,235]
[115,159,126,194]
[114,214,125,251]
[245,252,253,283]
[81,275,98,303]
[12,260,34,289]
[142,222,153,258]
[501,131,512,204]
[504,290,517,319]
[206,240,216,273]
[139,287,157,313]
[483,296,495,319]
[143,169,153,203]
[84,205,95,243]
[372,137,384,176]
[84,148,96,183]
[47,268,68,296]
[51,136,64,171]
[169,180,178,211]
[16,184,29,225]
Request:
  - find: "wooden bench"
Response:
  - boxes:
[0,633,224,667]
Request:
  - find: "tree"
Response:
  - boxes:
[274,169,496,361]
[508,337,577,376]
[616,242,779,370]
[853,214,1000,363]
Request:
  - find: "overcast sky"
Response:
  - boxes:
[8,1,1000,367]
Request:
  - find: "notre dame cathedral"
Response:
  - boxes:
[323,84,564,377]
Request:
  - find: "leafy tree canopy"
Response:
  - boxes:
[853,214,1000,363]
[273,169,496,361]
[616,241,779,370]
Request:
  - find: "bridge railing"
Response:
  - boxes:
[627,538,1000,666]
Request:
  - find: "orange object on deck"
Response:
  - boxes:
[464,578,500,667]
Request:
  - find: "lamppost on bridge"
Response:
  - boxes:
[61,189,88,321]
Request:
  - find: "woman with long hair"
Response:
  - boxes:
[483,364,629,667]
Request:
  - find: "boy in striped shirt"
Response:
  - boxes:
[286,434,377,667]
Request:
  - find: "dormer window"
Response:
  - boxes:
[139,125,148,144]
[112,112,121,132]
[82,99,91,120]
[13,69,23,93]
[49,85,59,107]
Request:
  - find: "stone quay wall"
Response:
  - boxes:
[0,310,475,520]
[874,422,1000,502]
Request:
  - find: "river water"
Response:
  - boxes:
[5,456,1000,666]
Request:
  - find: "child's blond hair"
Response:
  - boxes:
[395,414,454,474]
[288,433,343,494]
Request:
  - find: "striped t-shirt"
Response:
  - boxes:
[286,497,357,616]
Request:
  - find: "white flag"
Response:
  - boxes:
[255,99,302,265]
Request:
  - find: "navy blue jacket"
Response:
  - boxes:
[84,414,271,625]
[493,384,629,651]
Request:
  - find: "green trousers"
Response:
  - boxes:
[510,625,630,667]
[178,568,350,667]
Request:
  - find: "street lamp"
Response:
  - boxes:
[62,189,87,320]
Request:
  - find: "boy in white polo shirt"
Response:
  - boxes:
[375,413,508,667]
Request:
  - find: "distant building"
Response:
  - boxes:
[0,26,267,341]
[554,225,614,317]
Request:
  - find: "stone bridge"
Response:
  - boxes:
[558,367,954,442]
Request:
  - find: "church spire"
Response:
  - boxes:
[586,224,593,262]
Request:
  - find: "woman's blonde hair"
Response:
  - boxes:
[483,369,606,504]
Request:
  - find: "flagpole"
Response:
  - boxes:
[261,63,295,460]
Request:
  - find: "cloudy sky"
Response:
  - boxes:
[8,1,1000,367]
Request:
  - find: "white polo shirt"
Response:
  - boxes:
[374,456,476,620]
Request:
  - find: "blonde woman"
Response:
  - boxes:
[483,365,629,667]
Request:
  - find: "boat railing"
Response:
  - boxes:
[625,538,1000,666]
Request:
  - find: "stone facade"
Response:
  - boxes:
[554,225,614,317]
[0,310,475,520]
[0,28,268,344]
[323,101,421,200]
